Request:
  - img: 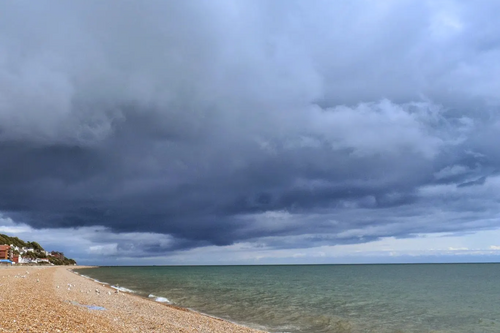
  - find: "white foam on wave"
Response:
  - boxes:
[111,285,134,293]
[148,294,171,303]
[155,297,171,303]
[80,274,108,286]
[93,279,109,285]
[98,280,109,285]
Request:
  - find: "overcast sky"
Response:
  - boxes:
[1,1,500,265]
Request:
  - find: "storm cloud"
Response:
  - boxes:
[1,1,500,260]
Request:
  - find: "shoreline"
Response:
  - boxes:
[71,266,267,332]
[0,265,267,332]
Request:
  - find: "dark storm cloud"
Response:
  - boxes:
[1,1,500,257]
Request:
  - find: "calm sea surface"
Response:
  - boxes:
[76,264,500,333]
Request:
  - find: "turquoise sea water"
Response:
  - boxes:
[77,264,500,333]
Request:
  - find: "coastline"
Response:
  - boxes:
[0,265,266,332]
[72,266,269,332]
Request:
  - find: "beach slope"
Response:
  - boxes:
[0,266,265,333]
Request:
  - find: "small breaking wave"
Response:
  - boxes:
[148,294,171,303]
[80,275,109,285]
[93,279,109,285]
[111,285,134,293]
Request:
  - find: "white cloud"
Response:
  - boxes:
[434,165,469,180]
[0,215,33,234]
[307,100,447,159]
[88,244,118,255]
[448,247,469,251]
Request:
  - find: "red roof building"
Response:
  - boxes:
[50,251,65,260]
[0,245,11,260]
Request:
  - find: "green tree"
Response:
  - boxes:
[27,241,44,252]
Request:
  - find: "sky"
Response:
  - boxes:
[1,1,500,265]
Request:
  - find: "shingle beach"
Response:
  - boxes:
[0,266,265,333]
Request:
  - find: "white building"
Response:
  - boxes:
[18,256,32,264]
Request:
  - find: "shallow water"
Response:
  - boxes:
[77,264,500,333]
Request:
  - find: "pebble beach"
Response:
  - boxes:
[0,266,265,333]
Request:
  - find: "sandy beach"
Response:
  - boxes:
[0,266,265,333]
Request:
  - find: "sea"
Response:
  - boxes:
[76,264,500,333]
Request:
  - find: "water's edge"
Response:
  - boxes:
[70,267,270,332]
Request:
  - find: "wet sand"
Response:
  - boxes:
[0,266,265,333]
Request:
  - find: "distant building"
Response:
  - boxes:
[0,245,12,260]
[50,251,64,260]
[18,256,32,264]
